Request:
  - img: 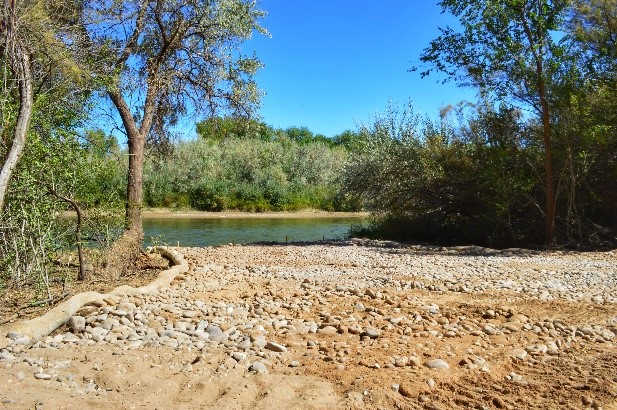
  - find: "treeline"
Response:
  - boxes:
[77,120,360,213]
[342,101,616,249]
[143,120,357,211]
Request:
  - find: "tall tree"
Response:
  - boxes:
[82,0,266,235]
[418,0,571,246]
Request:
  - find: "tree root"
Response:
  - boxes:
[0,246,188,350]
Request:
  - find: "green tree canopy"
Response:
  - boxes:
[417,0,574,246]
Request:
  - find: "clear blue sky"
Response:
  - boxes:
[242,0,477,137]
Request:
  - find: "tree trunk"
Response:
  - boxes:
[538,76,555,247]
[126,127,145,232]
[107,90,145,234]
[0,47,33,212]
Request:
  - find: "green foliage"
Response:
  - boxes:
[143,135,352,212]
[343,101,616,248]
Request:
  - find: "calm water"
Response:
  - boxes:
[143,217,365,247]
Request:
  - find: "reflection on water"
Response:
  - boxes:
[143,217,365,247]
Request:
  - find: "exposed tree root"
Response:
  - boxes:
[0,246,187,349]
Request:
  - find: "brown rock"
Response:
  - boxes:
[399,383,414,398]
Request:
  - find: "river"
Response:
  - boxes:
[143,216,365,247]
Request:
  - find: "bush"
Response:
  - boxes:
[143,135,354,212]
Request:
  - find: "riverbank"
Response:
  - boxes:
[1,240,615,409]
[142,208,369,219]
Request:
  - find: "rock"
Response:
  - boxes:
[408,356,421,367]
[205,325,227,342]
[68,316,86,333]
[493,397,507,408]
[364,327,381,339]
[34,373,52,380]
[249,362,268,374]
[232,352,247,362]
[265,341,287,352]
[0,350,16,362]
[62,332,81,343]
[510,348,528,360]
[508,314,529,323]
[425,359,449,370]
[237,338,251,350]
[399,383,414,397]
[317,326,338,335]
[289,361,300,368]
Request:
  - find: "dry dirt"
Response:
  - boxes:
[1,241,616,410]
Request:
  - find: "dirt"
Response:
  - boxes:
[1,243,616,410]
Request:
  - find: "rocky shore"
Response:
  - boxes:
[1,239,616,409]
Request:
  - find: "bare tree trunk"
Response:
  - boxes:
[538,78,556,247]
[107,90,145,234]
[49,189,86,280]
[0,47,33,212]
[126,127,145,232]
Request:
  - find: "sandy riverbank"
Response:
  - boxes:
[1,240,615,409]
[142,208,369,219]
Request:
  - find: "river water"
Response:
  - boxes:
[143,217,365,247]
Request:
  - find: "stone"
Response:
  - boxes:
[425,359,449,370]
[510,348,528,360]
[0,350,17,362]
[249,362,268,374]
[364,327,381,339]
[399,383,414,397]
[232,352,247,362]
[237,338,251,350]
[205,325,227,342]
[265,341,287,353]
[34,373,52,380]
[62,332,81,343]
[68,316,86,333]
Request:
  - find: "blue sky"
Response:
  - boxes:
[242,1,477,137]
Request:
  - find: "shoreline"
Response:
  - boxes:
[142,208,369,219]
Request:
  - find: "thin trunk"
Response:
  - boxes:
[538,76,555,247]
[49,189,86,280]
[520,4,556,246]
[107,90,145,233]
[0,47,33,212]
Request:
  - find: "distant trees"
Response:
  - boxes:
[143,135,351,212]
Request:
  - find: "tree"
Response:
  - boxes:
[418,0,571,246]
[1,0,34,212]
[1,0,85,212]
[82,0,267,236]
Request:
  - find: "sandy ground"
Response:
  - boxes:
[1,241,616,410]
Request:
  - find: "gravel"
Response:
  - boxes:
[1,239,615,402]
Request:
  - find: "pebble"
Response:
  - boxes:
[425,359,449,370]
[249,362,268,374]
[364,327,381,339]
[265,341,287,353]
[399,383,414,397]
[34,373,52,380]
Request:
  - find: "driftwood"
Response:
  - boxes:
[0,246,187,349]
